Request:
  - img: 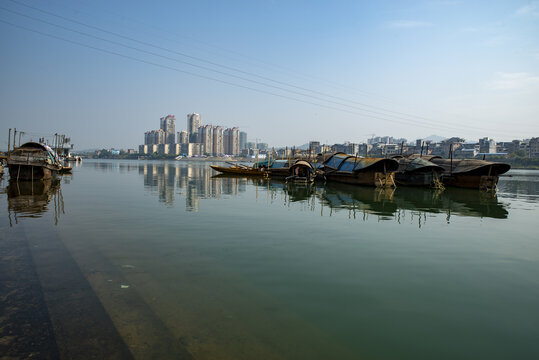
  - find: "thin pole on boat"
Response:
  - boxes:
[426,142,429,155]
[287,146,290,168]
[18,131,23,147]
[449,143,453,175]
[13,128,17,150]
[400,141,404,155]
[8,128,11,153]
[420,141,424,157]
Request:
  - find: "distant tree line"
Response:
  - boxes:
[487,151,539,169]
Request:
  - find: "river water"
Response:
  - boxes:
[1,160,538,359]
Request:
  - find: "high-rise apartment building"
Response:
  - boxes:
[177,130,189,144]
[213,126,224,156]
[199,125,214,155]
[160,115,176,144]
[144,129,166,145]
[239,131,247,150]
[224,127,240,155]
[187,113,202,136]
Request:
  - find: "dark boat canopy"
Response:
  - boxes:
[395,157,444,173]
[321,152,399,173]
[438,159,511,176]
[289,160,314,173]
[16,142,49,151]
[404,154,510,176]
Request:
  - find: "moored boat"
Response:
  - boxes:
[409,155,510,190]
[7,142,63,180]
[318,152,398,187]
[392,156,444,188]
[286,160,316,183]
[210,163,267,176]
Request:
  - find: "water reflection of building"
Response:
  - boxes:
[140,162,247,212]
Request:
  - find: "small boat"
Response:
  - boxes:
[286,160,316,183]
[7,142,63,180]
[392,156,444,188]
[210,159,295,178]
[411,155,510,190]
[64,155,82,162]
[318,152,398,187]
[58,165,73,174]
[210,163,268,176]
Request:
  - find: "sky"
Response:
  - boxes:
[0,0,538,150]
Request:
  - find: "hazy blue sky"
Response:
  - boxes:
[1,0,538,150]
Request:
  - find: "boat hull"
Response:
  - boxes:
[8,163,58,180]
[442,174,498,190]
[324,170,395,187]
[210,165,266,176]
[394,171,441,187]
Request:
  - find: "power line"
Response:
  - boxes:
[0,18,459,133]
[8,0,394,103]
[4,0,503,134]
[0,15,526,139]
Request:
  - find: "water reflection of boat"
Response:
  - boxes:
[7,179,63,224]
[392,187,508,219]
[273,180,508,220]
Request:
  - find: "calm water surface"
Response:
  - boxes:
[1,160,538,359]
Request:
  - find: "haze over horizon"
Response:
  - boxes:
[1,0,538,150]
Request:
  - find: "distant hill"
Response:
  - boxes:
[422,135,446,143]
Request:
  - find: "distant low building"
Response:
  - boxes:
[529,137,539,158]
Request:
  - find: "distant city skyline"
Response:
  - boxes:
[1,0,537,150]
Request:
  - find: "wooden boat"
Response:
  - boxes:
[409,155,510,190]
[210,159,294,178]
[210,163,267,176]
[318,152,398,187]
[286,160,316,183]
[7,142,63,180]
[392,156,444,188]
[58,166,73,174]
[64,155,82,162]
